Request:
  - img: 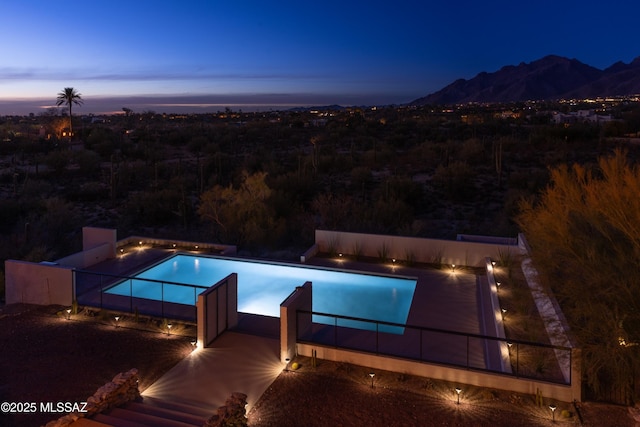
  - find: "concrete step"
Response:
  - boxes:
[86,395,214,427]
[105,407,200,427]
[124,401,207,425]
[141,395,214,419]
[91,413,148,427]
[71,418,114,427]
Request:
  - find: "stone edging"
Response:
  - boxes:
[43,368,140,427]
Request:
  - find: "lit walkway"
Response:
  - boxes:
[141,331,283,412]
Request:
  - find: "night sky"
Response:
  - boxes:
[1,0,639,114]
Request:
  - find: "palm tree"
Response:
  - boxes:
[56,87,83,140]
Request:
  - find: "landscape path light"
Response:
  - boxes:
[549,404,557,422]
[167,323,172,335]
[369,372,375,388]
[114,316,120,328]
[455,387,462,404]
[66,308,71,320]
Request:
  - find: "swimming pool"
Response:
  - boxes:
[105,254,417,331]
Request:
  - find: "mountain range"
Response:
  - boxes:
[411,55,640,105]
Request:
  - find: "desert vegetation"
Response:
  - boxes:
[518,149,640,404]
[2,101,640,403]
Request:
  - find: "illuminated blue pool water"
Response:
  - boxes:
[105,254,417,331]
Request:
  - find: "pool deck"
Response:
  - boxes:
[79,247,177,277]
[305,257,485,334]
[78,250,502,414]
[304,257,501,370]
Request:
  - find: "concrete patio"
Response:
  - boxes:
[141,331,282,412]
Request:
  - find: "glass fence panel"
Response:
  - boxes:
[420,329,469,366]
[303,321,338,346]
[509,342,570,384]
[74,270,199,322]
[335,325,378,353]
[467,335,504,372]
[296,310,571,385]
[378,326,422,360]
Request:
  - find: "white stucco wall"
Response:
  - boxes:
[5,260,74,306]
[280,282,312,362]
[315,230,524,267]
[83,226,117,255]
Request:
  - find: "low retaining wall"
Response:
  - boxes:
[521,257,577,385]
[297,343,581,403]
[314,230,525,267]
[56,227,117,268]
[300,244,319,263]
[119,236,237,255]
[55,242,114,269]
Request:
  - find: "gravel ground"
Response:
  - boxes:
[248,356,635,427]
[0,304,194,427]
[0,304,635,427]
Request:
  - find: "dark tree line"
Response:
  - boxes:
[0,103,639,271]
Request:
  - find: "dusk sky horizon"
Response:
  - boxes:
[2,1,639,115]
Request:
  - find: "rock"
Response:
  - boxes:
[45,369,141,427]
[204,393,248,427]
